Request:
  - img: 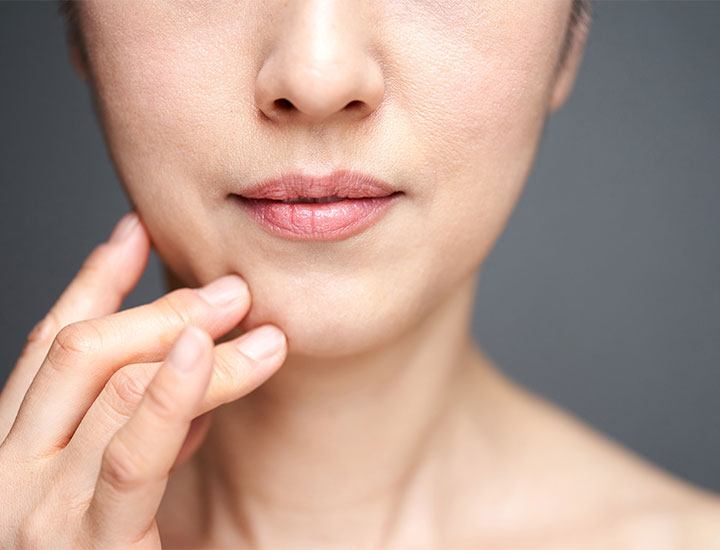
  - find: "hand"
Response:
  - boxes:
[0,211,288,548]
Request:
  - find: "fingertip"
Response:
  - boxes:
[235,324,287,362]
[185,324,215,352]
[108,211,140,244]
[131,213,153,251]
[107,211,151,255]
[110,213,151,293]
[187,324,215,345]
[66,212,150,316]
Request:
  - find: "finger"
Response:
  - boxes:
[0,211,150,443]
[170,410,214,474]
[65,324,288,475]
[7,274,251,457]
[86,325,214,545]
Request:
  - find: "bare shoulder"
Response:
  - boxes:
[520,380,720,547]
[531,497,720,550]
[531,400,720,546]
[595,493,720,549]
[670,496,720,547]
[448,350,720,548]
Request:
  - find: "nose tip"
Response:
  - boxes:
[254,7,385,125]
[257,59,384,124]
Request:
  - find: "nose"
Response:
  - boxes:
[254,1,385,125]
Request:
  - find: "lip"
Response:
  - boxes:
[237,169,398,200]
[231,169,403,241]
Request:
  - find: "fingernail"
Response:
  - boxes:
[168,325,205,373]
[196,275,248,307]
[109,211,139,243]
[236,325,285,361]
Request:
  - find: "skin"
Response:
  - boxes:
[1,0,719,548]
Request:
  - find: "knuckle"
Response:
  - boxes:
[212,351,252,394]
[154,287,203,330]
[57,322,101,355]
[143,379,180,422]
[45,321,103,371]
[44,322,101,372]
[101,435,148,490]
[25,310,60,349]
[104,366,153,419]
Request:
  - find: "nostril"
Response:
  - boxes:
[274,98,293,111]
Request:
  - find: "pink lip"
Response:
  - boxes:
[232,169,402,241]
[238,169,397,200]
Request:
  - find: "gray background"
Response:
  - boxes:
[1,2,719,493]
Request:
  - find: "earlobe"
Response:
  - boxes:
[68,39,89,80]
[548,12,591,114]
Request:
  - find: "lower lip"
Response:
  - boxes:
[232,193,402,241]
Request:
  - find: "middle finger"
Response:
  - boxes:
[9,275,251,457]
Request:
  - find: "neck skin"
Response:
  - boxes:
[161,266,505,548]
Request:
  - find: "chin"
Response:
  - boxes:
[233,285,416,359]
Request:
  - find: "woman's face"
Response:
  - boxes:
[72,0,587,357]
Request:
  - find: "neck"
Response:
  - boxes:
[165,267,486,547]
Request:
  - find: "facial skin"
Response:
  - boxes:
[70,0,587,359]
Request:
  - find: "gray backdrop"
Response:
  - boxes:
[2,2,719,493]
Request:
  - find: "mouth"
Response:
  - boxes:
[231,170,403,241]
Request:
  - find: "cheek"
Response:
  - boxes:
[86,32,235,200]
[83,9,258,284]
[83,0,255,195]
[392,24,558,285]
[422,64,549,263]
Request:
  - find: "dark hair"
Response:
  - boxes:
[557,0,593,77]
[57,0,86,70]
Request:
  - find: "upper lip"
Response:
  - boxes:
[237,169,398,200]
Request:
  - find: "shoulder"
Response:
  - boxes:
[517,378,720,548]
[677,498,720,548]
[444,493,720,550]
[531,497,720,550]
[447,351,720,548]
[591,494,720,549]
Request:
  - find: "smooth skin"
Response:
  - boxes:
[3,0,720,548]
[0,212,288,548]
